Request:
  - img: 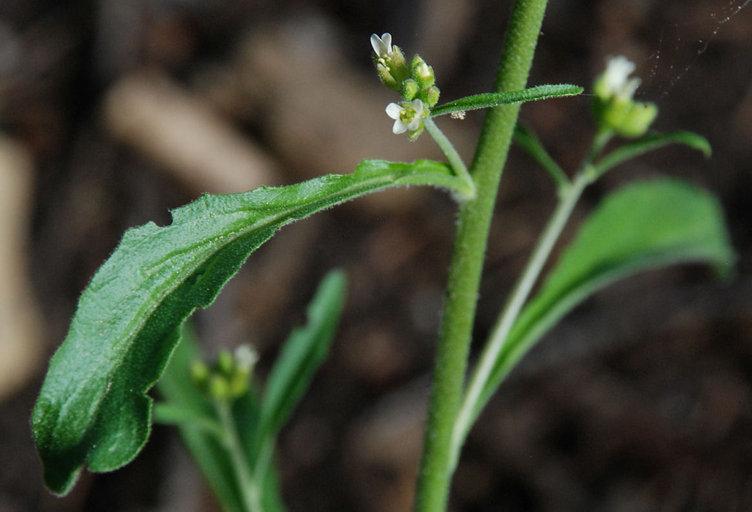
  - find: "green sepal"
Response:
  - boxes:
[594,97,657,138]
[421,85,440,108]
[402,79,419,101]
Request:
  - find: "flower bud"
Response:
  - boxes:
[189,360,210,388]
[421,85,440,108]
[411,55,435,89]
[371,33,409,92]
[592,56,657,138]
[209,374,231,400]
[607,102,658,138]
[401,79,419,101]
[216,349,234,376]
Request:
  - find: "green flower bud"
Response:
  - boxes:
[216,349,234,376]
[189,360,210,389]
[401,79,419,101]
[229,371,249,398]
[420,85,440,108]
[610,101,658,138]
[410,55,435,89]
[209,374,231,400]
[592,56,657,138]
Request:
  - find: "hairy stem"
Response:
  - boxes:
[450,172,588,466]
[413,1,550,511]
[424,117,475,197]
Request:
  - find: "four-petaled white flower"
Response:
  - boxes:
[602,55,641,101]
[386,99,424,134]
[371,33,393,59]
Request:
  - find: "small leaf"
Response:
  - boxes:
[591,131,711,179]
[473,178,734,425]
[258,270,346,441]
[32,159,465,495]
[430,84,583,118]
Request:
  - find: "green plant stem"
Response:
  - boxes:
[216,400,262,512]
[413,1,550,511]
[423,117,475,197]
[449,172,588,467]
[585,128,614,172]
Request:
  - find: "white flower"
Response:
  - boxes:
[601,55,641,100]
[370,33,393,59]
[385,99,424,134]
[234,344,258,372]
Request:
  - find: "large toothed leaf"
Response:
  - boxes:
[32,159,467,496]
[471,178,735,427]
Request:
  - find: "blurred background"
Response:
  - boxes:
[1,0,750,510]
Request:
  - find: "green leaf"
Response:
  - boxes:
[258,270,346,441]
[430,84,583,118]
[32,158,466,496]
[474,178,734,423]
[157,327,251,512]
[591,131,711,179]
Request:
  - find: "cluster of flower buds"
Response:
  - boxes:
[190,344,258,401]
[371,33,440,140]
[592,56,657,138]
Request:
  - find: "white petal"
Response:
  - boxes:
[622,77,641,99]
[381,33,392,51]
[410,99,425,116]
[406,117,421,132]
[234,345,258,369]
[370,33,392,57]
[385,102,402,120]
[392,119,407,134]
[370,34,383,55]
[603,56,635,93]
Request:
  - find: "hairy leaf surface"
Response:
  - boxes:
[430,84,583,118]
[32,159,466,495]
